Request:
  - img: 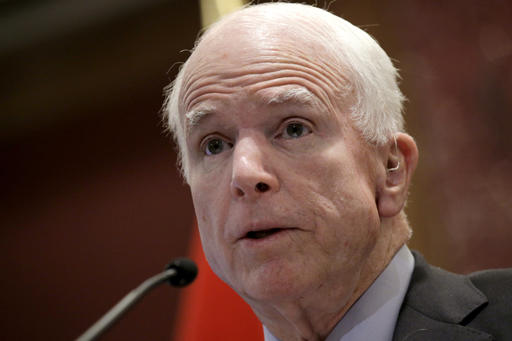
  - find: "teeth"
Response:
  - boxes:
[247,228,281,239]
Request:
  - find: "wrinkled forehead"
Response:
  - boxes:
[178,11,349,115]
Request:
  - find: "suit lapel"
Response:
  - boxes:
[393,252,492,341]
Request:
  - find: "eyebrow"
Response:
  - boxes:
[184,105,217,136]
[184,87,317,135]
[186,108,210,129]
[266,87,315,106]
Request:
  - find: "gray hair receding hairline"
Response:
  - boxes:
[162,2,405,182]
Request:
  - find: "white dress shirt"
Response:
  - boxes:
[263,245,415,341]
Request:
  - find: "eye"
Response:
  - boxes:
[202,137,232,156]
[281,121,311,139]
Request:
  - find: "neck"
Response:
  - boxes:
[249,217,410,341]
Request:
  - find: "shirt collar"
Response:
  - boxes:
[263,245,415,341]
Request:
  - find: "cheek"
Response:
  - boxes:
[191,191,215,261]
[191,182,212,229]
[194,203,231,284]
[190,178,235,282]
[290,148,380,258]
[190,168,230,231]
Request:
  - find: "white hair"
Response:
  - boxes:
[162,2,405,181]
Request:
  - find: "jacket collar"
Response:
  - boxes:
[393,251,491,341]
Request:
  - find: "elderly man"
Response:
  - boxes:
[163,3,511,341]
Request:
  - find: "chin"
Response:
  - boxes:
[237,260,311,303]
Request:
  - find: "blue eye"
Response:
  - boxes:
[282,122,311,139]
[204,138,231,156]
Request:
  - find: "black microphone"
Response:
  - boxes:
[76,258,198,341]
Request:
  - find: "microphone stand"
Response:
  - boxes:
[76,259,197,341]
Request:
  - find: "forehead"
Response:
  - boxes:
[179,14,351,130]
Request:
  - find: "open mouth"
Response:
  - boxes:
[245,228,283,240]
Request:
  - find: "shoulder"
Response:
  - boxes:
[465,268,512,337]
[469,267,512,294]
[396,251,512,340]
[403,251,488,323]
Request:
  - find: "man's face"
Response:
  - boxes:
[180,24,383,306]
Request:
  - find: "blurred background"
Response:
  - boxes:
[1,0,511,340]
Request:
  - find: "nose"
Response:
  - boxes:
[230,136,279,199]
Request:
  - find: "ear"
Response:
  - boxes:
[376,133,419,218]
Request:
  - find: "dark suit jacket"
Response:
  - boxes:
[393,252,512,341]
